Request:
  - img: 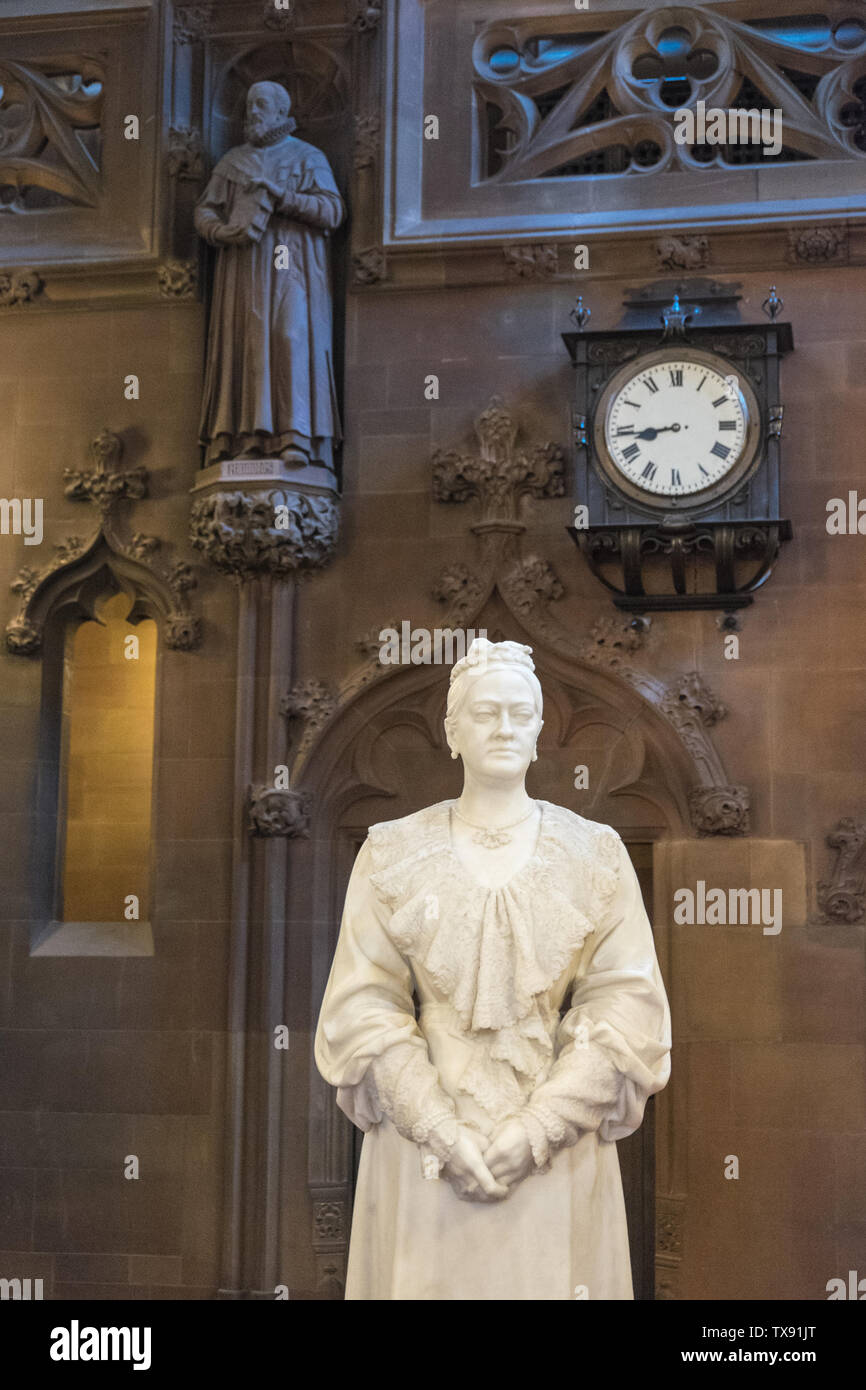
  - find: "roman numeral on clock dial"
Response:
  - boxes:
[604,358,749,498]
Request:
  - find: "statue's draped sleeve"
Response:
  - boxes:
[314,840,458,1166]
[518,835,671,1169]
[274,150,344,231]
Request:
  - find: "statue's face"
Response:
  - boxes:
[451,668,542,782]
[245,85,286,139]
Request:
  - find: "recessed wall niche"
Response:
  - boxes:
[31,586,158,958]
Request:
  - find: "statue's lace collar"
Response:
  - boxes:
[366,800,621,1119]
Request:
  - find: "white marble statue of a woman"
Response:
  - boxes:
[314,639,671,1300]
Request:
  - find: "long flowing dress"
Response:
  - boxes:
[314,799,671,1301]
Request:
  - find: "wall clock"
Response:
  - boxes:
[564,286,793,617]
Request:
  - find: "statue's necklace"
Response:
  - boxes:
[452,803,536,850]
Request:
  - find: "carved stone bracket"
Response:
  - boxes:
[817,818,866,923]
[247,785,311,838]
[63,428,148,513]
[7,429,201,654]
[190,484,339,582]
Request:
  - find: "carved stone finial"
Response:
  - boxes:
[432,398,565,528]
[64,431,148,511]
[817,818,866,923]
[248,785,311,838]
[689,785,750,837]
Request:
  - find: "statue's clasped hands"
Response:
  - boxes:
[443,1119,534,1203]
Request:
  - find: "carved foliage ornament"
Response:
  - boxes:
[189,490,339,581]
[689,784,751,837]
[0,59,104,211]
[503,244,558,280]
[432,397,565,527]
[473,6,866,182]
[0,269,43,307]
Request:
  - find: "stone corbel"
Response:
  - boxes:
[189,471,340,582]
[817,818,866,923]
[247,785,311,838]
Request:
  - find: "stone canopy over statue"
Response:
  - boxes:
[194,81,345,477]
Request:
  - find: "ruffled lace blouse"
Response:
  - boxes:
[316,800,671,1173]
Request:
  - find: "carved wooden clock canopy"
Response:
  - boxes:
[565,279,793,620]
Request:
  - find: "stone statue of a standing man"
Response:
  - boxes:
[194,81,345,476]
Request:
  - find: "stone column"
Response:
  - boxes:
[190,460,338,1297]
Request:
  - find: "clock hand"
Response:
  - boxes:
[635,423,682,441]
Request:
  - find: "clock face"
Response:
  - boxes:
[603,357,750,500]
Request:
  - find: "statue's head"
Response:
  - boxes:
[445,638,544,782]
[245,81,293,144]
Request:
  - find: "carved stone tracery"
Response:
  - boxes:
[474,5,866,184]
[0,58,104,211]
